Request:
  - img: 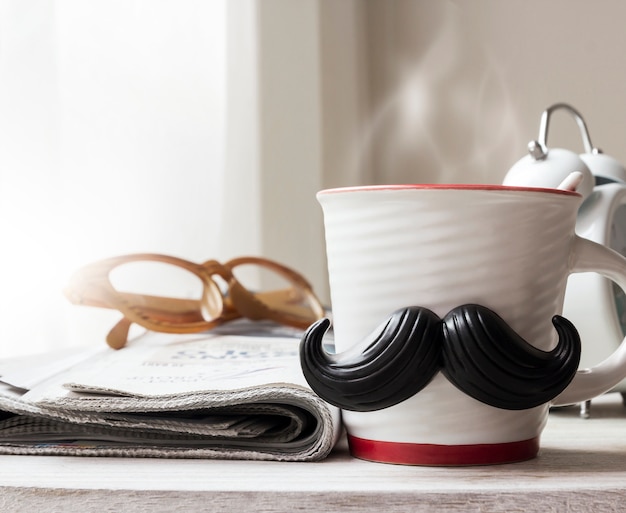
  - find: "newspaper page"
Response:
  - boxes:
[0,322,341,461]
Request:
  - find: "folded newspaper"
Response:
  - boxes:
[0,321,341,461]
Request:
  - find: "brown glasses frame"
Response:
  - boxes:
[64,254,325,349]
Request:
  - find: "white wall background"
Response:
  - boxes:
[358,0,626,187]
[0,0,227,355]
[2,0,626,357]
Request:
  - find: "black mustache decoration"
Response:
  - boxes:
[299,304,581,412]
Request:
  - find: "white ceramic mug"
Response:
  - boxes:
[300,184,626,465]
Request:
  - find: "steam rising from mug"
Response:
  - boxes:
[300,304,581,412]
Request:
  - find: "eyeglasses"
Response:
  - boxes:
[64,254,325,349]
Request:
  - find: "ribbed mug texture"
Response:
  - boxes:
[317,186,582,446]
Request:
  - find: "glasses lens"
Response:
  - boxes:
[230,262,320,325]
[109,261,210,326]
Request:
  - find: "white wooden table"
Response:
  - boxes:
[1,394,625,513]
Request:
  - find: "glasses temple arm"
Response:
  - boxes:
[106,317,133,350]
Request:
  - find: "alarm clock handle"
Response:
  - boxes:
[532,102,596,159]
[553,235,626,406]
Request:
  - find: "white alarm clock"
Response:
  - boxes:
[503,103,626,417]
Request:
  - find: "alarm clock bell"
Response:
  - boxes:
[503,102,626,418]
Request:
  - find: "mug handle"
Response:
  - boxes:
[552,235,626,406]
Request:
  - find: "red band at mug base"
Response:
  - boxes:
[347,435,540,466]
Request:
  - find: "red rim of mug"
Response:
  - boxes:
[347,435,540,466]
[317,184,580,197]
